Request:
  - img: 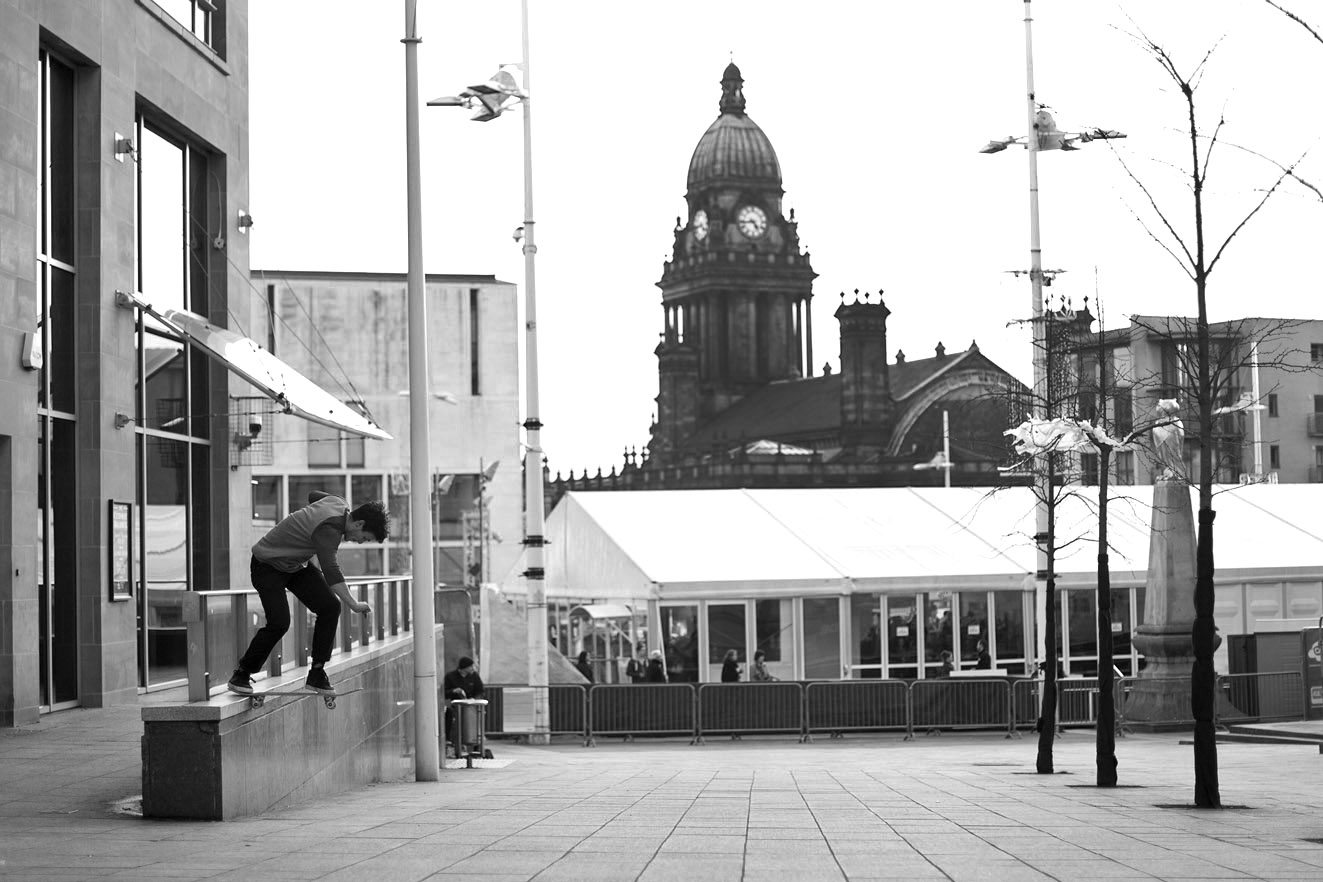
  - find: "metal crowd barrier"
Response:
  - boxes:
[589,683,697,744]
[696,682,806,743]
[469,671,1308,747]
[482,684,590,743]
[1217,671,1304,726]
[803,680,909,740]
[909,677,1014,739]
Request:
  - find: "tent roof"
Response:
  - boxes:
[551,484,1323,597]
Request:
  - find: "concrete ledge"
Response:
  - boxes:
[141,636,420,820]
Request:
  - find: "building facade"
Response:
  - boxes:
[549,64,1024,501]
[1,0,252,724]
[244,271,523,600]
[1068,315,1323,487]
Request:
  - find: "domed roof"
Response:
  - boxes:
[686,63,782,193]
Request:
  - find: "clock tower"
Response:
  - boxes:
[651,63,817,461]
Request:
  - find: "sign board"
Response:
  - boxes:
[109,500,132,601]
[1305,628,1323,720]
[500,687,538,733]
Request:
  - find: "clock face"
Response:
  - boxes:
[737,205,767,238]
[693,209,709,241]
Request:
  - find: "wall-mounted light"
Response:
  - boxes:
[237,210,254,233]
[114,134,137,163]
[114,413,134,429]
[20,331,42,370]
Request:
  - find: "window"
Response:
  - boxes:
[1312,344,1323,363]
[1080,453,1099,485]
[306,423,366,468]
[755,599,785,662]
[1115,451,1135,486]
[470,288,481,396]
[36,49,79,708]
[135,117,218,688]
[1268,393,1279,418]
[1269,445,1281,470]
[252,475,281,522]
[155,0,224,55]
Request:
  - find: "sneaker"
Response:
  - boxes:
[305,667,335,696]
[227,669,254,695]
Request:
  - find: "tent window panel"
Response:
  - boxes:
[754,599,785,662]
[662,605,698,683]
[707,603,746,664]
[851,594,882,677]
[802,597,841,680]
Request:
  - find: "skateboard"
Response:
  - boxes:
[246,687,362,710]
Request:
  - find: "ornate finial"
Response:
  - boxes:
[839,291,846,302]
[935,342,946,359]
[720,62,746,115]
[853,288,861,303]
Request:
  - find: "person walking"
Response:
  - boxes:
[227,490,387,697]
[721,648,742,683]
[750,649,776,681]
[575,650,595,683]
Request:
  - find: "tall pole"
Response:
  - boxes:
[519,0,550,744]
[942,409,951,489]
[1024,0,1061,773]
[1024,0,1049,680]
[402,0,440,779]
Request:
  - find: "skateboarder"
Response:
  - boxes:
[227,490,389,697]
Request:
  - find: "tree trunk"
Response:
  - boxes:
[1192,507,1221,806]
[1036,457,1058,774]
[1096,448,1117,787]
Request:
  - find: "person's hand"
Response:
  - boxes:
[351,600,371,615]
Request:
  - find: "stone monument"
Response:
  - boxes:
[1127,400,1220,729]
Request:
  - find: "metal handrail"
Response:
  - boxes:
[182,575,416,702]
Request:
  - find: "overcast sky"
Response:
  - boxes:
[248,1,1323,476]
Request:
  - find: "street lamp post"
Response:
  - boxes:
[401,0,440,781]
[428,0,549,745]
[981,0,1125,772]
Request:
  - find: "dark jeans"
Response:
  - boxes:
[237,556,342,674]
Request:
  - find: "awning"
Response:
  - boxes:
[569,604,637,620]
[117,290,392,440]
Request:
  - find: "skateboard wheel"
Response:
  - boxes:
[325,698,337,709]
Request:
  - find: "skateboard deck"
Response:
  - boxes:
[246,687,362,710]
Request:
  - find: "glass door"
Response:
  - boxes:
[706,602,746,681]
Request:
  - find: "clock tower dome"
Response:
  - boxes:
[651,63,817,461]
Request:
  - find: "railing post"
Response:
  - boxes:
[389,581,399,636]
[904,681,915,741]
[375,581,385,640]
[183,592,208,702]
[401,576,413,633]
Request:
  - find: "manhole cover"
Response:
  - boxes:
[1154,803,1253,810]
[1012,770,1072,775]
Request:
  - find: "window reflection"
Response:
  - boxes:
[802,597,840,680]
[662,605,698,682]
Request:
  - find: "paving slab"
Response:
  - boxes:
[5,706,1323,881]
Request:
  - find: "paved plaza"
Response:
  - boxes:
[3,706,1323,881]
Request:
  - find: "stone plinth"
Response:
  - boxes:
[1127,479,1220,730]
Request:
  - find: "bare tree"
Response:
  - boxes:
[1112,25,1307,808]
